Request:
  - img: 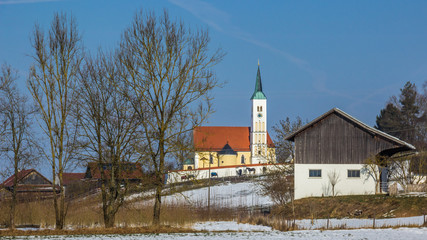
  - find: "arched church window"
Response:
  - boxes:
[260,106,262,111]
[262,134,265,143]
[188,166,192,170]
[209,155,213,164]
[241,155,245,164]
[255,122,258,132]
[262,122,265,131]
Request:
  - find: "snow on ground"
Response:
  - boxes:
[128,180,273,208]
[193,221,272,231]
[296,215,426,229]
[2,227,427,239]
[161,181,272,207]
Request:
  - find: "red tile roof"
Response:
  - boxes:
[193,126,275,151]
[62,173,85,185]
[85,162,144,180]
[2,169,35,187]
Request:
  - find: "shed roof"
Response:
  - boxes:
[62,173,85,185]
[85,162,144,180]
[2,169,52,187]
[285,108,416,151]
[193,126,275,151]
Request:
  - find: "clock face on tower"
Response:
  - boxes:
[257,113,263,118]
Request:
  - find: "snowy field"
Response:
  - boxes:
[128,180,273,208]
[2,222,427,240]
[295,215,426,229]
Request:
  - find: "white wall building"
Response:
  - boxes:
[286,108,415,199]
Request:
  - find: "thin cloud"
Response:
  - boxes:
[0,0,61,5]
[169,0,230,32]
[170,0,351,99]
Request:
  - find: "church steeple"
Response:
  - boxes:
[250,62,268,164]
[250,64,267,100]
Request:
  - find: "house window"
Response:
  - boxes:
[309,169,322,177]
[241,155,245,164]
[348,170,360,178]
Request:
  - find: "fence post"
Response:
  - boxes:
[373,216,375,229]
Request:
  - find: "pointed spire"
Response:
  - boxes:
[251,62,266,100]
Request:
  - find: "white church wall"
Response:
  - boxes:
[294,164,376,200]
[167,164,278,184]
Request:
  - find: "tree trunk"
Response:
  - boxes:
[9,166,18,230]
[103,206,115,228]
[152,184,162,226]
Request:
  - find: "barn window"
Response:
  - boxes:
[309,169,322,178]
[348,170,360,178]
[241,155,245,164]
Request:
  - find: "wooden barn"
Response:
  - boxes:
[1,169,58,201]
[285,108,415,199]
[84,162,144,183]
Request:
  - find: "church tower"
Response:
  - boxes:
[250,62,267,164]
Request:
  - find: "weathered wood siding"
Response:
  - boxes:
[294,113,401,164]
[20,172,50,185]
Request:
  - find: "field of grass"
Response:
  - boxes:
[0,179,426,232]
[275,194,427,220]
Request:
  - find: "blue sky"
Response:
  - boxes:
[1,0,427,174]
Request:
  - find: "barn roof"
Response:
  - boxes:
[1,169,52,188]
[62,173,85,185]
[193,126,275,151]
[85,162,144,180]
[285,108,415,151]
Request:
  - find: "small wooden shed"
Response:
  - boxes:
[1,169,58,201]
[286,108,415,199]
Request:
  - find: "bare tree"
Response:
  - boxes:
[327,170,340,197]
[0,64,37,229]
[363,155,387,194]
[273,117,305,163]
[388,152,426,191]
[27,12,83,229]
[119,10,224,225]
[76,53,141,228]
[258,165,295,220]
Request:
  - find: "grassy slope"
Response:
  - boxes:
[279,195,427,219]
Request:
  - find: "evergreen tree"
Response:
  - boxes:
[376,81,424,148]
[376,103,403,139]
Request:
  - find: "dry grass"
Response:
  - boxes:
[0,192,244,230]
[241,215,298,231]
[273,194,427,220]
[0,226,199,236]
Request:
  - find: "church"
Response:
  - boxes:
[181,64,276,172]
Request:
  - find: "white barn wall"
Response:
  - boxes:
[294,164,376,199]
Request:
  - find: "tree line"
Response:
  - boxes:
[0,10,224,229]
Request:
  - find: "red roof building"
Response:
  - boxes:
[193,126,275,151]
[1,169,58,201]
[84,162,144,182]
[183,64,276,171]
